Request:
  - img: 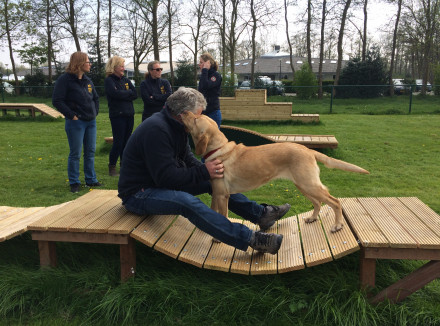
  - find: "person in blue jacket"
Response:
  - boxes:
[118,87,290,255]
[104,56,137,177]
[140,61,172,121]
[52,51,101,193]
[198,52,222,127]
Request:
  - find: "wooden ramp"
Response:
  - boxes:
[3,190,440,303]
[0,103,64,118]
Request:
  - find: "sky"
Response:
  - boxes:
[0,1,396,69]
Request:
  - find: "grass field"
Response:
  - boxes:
[0,95,440,325]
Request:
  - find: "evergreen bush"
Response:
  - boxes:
[294,63,318,99]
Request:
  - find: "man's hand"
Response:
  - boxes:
[205,159,224,179]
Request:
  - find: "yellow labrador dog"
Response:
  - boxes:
[181,111,369,232]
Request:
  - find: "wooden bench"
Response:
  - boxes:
[220,89,319,122]
[0,103,64,118]
[2,190,440,303]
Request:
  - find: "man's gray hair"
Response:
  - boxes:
[166,87,207,116]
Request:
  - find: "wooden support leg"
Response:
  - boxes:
[359,248,376,291]
[38,240,57,268]
[370,260,440,304]
[120,237,136,281]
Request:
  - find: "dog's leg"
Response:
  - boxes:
[211,184,230,243]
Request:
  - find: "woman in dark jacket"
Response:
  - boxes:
[104,56,137,176]
[140,61,172,121]
[198,52,222,127]
[52,51,101,193]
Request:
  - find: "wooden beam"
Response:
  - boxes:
[120,237,136,281]
[37,240,57,268]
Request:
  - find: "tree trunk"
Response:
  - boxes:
[167,0,174,86]
[46,0,53,83]
[250,0,256,87]
[108,0,112,58]
[388,0,402,97]
[284,0,295,80]
[334,0,352,94]
[69,0,81,51]
[152,0,160,60]
[306,0,312,67]
[362,0,367,61]
[318,0,327,99]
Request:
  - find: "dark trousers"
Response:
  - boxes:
[109,116,134,166]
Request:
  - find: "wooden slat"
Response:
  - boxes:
[277,215,305,273]
[399,197,440,237]
[68,195,121,232]
[298,210,333,267]
[203,218,242,272]
[28,190,105,230]
[0,203,69,242]
[0,207,26,221]
[85,201,134,233]
[377,197,440,249]
[130,214,177,247]
[108,210,146,234]
[250,222,279,275]
[154,216,195,259]
[47,191,116,232]
[178,227,213,268]
[0,207,44,241]
[357,198,417,248]
[341,198,389,247]
[229,221,254,275]
[319,205,359,259]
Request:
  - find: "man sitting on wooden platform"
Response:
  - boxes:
[118,88,290,255]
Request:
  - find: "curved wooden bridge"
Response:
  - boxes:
[1,190,440,303]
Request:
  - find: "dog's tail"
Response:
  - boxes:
[313,151,370,174]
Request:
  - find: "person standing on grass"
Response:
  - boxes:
[104,56,137,177]
[198,52,222,127]
[140,61,172,121]
[52,51,101,193]
[118,87,289,255]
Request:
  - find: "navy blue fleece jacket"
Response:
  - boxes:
[52,73,99,120]
[104,74,137,118]
[118,106,210,201]
[198,68,222,114]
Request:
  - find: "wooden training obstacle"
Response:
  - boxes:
[2,190,440,303]
[0,103,64,118]
[219,89,319,122]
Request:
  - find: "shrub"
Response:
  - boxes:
[294,63,318,99]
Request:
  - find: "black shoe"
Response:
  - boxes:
[86,182,102,187]
[249,231,283,255]
[258,203,291,231]
[70,183,80,193]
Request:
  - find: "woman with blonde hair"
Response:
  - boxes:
[198,52,222,127]
[104,56,137,176]
[140,60,172,121]
[52,51,101,193]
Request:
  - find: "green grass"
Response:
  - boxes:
[1,99,440,325]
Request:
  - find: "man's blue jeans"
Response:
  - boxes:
[123,181,264,251]
[65,118,98,185]
[205,109,222,127]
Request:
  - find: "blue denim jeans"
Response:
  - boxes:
[123,181,264,251]
[205,109,222,128]
[109,116,134,166]
[65,118,98,185]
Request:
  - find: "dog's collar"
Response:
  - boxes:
[203,148,221,160]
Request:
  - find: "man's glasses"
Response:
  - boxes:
[152,68,163,72]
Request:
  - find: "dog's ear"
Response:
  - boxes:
[195,135,208,156]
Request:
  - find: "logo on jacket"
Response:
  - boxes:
[161,86,165,94]
[88,84,92,93]
[125,83,129,90]
[210,76,216,82]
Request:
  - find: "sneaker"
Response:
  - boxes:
[86,182,102,187]
[249,231,283,255]
[70,183,80,193]
[258,203,291,231]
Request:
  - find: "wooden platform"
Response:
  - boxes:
[3,190,440,303]
[0,103,64,118]
[220,89,319,122]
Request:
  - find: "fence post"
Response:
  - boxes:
[330,85,334,113]
[409,86,413,114]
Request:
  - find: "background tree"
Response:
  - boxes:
[294,63,318,99]
[52,0,84,51]
[17,43,47,75]
[387,0,403,96]
[318,0,327,99]
[173,60,196,87]
[334,0,352,94]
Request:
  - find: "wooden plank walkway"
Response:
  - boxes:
[266,133,338,149]
[2,190,440,303]
[0,103,64,118]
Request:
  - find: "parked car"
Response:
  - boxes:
[1,81,14,94]
[255,76,285,95]
[415,79,432,92]
[392,79,409,95]
[239,80,251,89]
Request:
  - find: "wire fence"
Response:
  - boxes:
[1,84,439,115]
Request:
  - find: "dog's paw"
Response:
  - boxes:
[304,217,317,224]
[331,223,343,233]
[212,237,221,243]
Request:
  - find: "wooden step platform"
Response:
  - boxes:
[0,103,64,118]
